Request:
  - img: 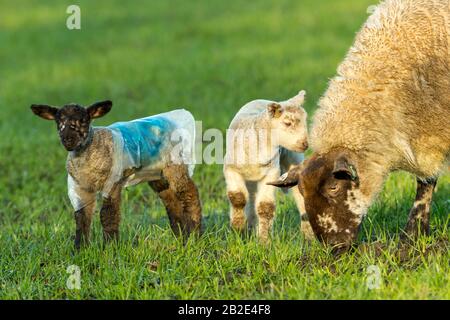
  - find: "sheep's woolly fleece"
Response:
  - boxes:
[311,0,450,181]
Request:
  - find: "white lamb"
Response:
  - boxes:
[223,91,311,242]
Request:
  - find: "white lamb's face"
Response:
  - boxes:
[269,104,308,152]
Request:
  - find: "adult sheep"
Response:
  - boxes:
[269,0,450,252]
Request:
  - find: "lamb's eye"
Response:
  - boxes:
[284,122,292,127]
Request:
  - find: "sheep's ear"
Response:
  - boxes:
[30,105,58,120]
[267,103,283,118]
[87,100,112,119]
[288,90,306,106]
[267,167,301,188]
[333,156,358,181]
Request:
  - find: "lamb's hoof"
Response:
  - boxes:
[102,232,119,246]
[257,232,272,246]
[74,235,90,250]
[300,221,316,241]
[230,217,247,234]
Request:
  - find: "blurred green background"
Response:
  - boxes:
[0,0,448,299]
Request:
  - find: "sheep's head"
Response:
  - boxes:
[31,100,112,151]
[267,90,308,152]
[268,149,368,253]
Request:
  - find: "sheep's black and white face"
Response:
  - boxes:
[268,150,368,253]
[31,101,112,151]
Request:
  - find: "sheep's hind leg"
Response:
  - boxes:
[403,177,437,239]
[100,184,122,243]
[160,165,202,237]
[224,168,249,233]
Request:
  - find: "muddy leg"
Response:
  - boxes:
[256,181,278,243]
[404,177,437,238]
[149,178,184,236]
[255,168,280,243]
[74,200,95,249]
[161,165,202,236]
[256,199,275,244]
[72,189,96,249]
[224,167,248,232]
[100,184,122,242]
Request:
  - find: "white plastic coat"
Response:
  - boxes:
[68,109,196,211]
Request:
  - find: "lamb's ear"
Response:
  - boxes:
[30,105,58,120]
[288,90,306,107]
[333,156,358,181]
[267,167,301,188]
[267,103,283,118]
[87,100,112,119]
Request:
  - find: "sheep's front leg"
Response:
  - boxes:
[404,177,437,238]
[161,165,202,236]
[74,200,95,249]
[100,184,122,242]
[256,169,279,243]
[224,167,249,232]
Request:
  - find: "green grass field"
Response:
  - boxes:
[0,0,449,299]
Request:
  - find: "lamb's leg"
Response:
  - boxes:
[404,177,437,238]
[280,149,313,240]
[255,170,279,243]
[74,198,96,249]
[224,167,249,232]
[162,165,202,236]
[245,182,257,231]
[291,187,315,240]
[100,184,122,242]
[149,178,185,236]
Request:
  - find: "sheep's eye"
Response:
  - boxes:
[328,184,340,194]
[283,122,292,127]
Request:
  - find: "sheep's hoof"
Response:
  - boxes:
[401,221,430,243]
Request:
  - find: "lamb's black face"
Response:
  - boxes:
[54,105,91,151]
[30,100,113,151]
